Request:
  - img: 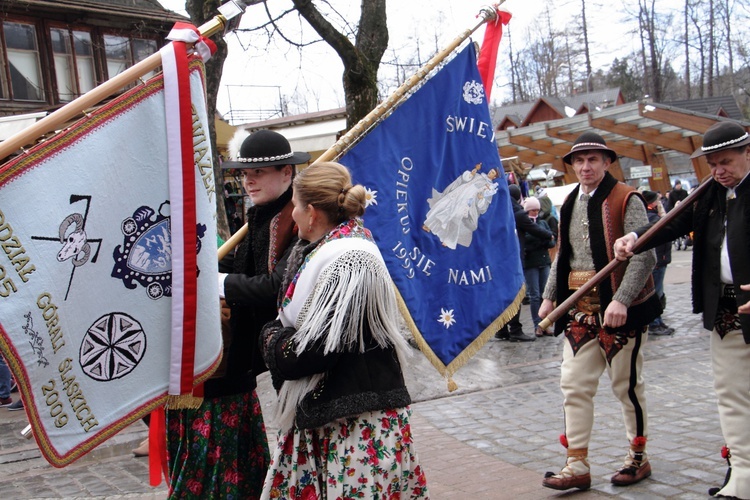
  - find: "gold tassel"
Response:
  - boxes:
[447,377,458,392]
[165,393,203,410]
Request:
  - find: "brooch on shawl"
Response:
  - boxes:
[280,218,373,308]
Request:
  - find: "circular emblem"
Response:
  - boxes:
[80,312,146,381]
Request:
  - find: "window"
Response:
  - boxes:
[104,34,131,80]
[132,38,158,79]
[50,28,96,102]
[103,35,158,82]
[2,21,44,101]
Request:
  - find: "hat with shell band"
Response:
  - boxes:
[690,121,750,159]
[563,131,618,165]
[222,129,311,169]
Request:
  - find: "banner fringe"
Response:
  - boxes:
[395,282,526,391]
[165,394,203,410]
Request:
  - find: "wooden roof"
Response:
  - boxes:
[2,0,187,24]
[496,100,750,189]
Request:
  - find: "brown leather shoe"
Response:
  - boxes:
[542,472,591,491]
[611,460,651,486]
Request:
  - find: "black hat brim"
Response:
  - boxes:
[563,147,618,165]
[222,151,311,169]
[690,135,750,158]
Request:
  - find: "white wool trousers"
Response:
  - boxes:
[560,327,648,452]
[711,328,750,499]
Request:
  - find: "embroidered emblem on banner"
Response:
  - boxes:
[111,202,206,299]
[80,312,146,381]
[462,80,485,105]
[30,195,103,300]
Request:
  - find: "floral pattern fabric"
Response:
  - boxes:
[262,407,428,499]
[167,391,270,499]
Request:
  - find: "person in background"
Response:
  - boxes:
[260,162,428,499]
[522,197,556,337]
[538,189,560,262]
[166,130,309,499]
[496,184,554,342]
[641,190,674,336]
[667,179,688,212]
[615,121,750,499]
[539,132,660,491]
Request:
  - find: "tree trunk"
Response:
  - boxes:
[185,0,230,240]
[581,0,593,92]
[708,0,715,97]
[292,0,389,131]
[684,0,691,99]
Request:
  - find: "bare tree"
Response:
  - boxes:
[708,0,715,96]
[291,0,388,130]
[581,0,593,91]
[683,0,691,99]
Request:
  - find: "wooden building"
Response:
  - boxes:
[0,0,185,119]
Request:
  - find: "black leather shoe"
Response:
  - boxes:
[508,332,536,342]
[494,329,509,340]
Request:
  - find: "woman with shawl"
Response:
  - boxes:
[259,162,428,499]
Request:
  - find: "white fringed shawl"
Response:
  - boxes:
[272,222,410,430]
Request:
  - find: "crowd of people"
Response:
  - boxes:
[162,123,745,499]
[5,120,745,499]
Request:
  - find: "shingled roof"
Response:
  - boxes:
[492,88,625,129]
[664,96,744,121]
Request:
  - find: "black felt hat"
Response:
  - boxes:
[642,190,658,205]
[563,131,618,165]
[690,121,750,159]
[222,129,311,169]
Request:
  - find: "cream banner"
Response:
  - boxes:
[0,61,222,466]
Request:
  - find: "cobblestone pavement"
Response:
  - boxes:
[0,248,732,498]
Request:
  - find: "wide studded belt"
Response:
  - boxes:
[568,270,600,315]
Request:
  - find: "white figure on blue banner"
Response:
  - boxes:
[423,163,499,249]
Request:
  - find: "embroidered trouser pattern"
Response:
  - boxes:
[711,327,750,499]
[560,313,648,450]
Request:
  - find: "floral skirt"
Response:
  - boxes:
[262,406,428,499]
[167,390,270,499]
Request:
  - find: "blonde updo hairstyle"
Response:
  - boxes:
[293,161,366,224]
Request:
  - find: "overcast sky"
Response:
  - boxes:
[156,0,678,121]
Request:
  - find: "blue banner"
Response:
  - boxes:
[340,43,524,378]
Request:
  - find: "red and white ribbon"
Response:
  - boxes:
[167,22,217,63]
[160,31,200,398]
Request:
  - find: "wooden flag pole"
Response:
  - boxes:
[0,16,229,162]
[217,1,506,260]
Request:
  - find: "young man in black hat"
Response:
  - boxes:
[166,129,310,499]
[616,120,750,499]
[539,131,660,491]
